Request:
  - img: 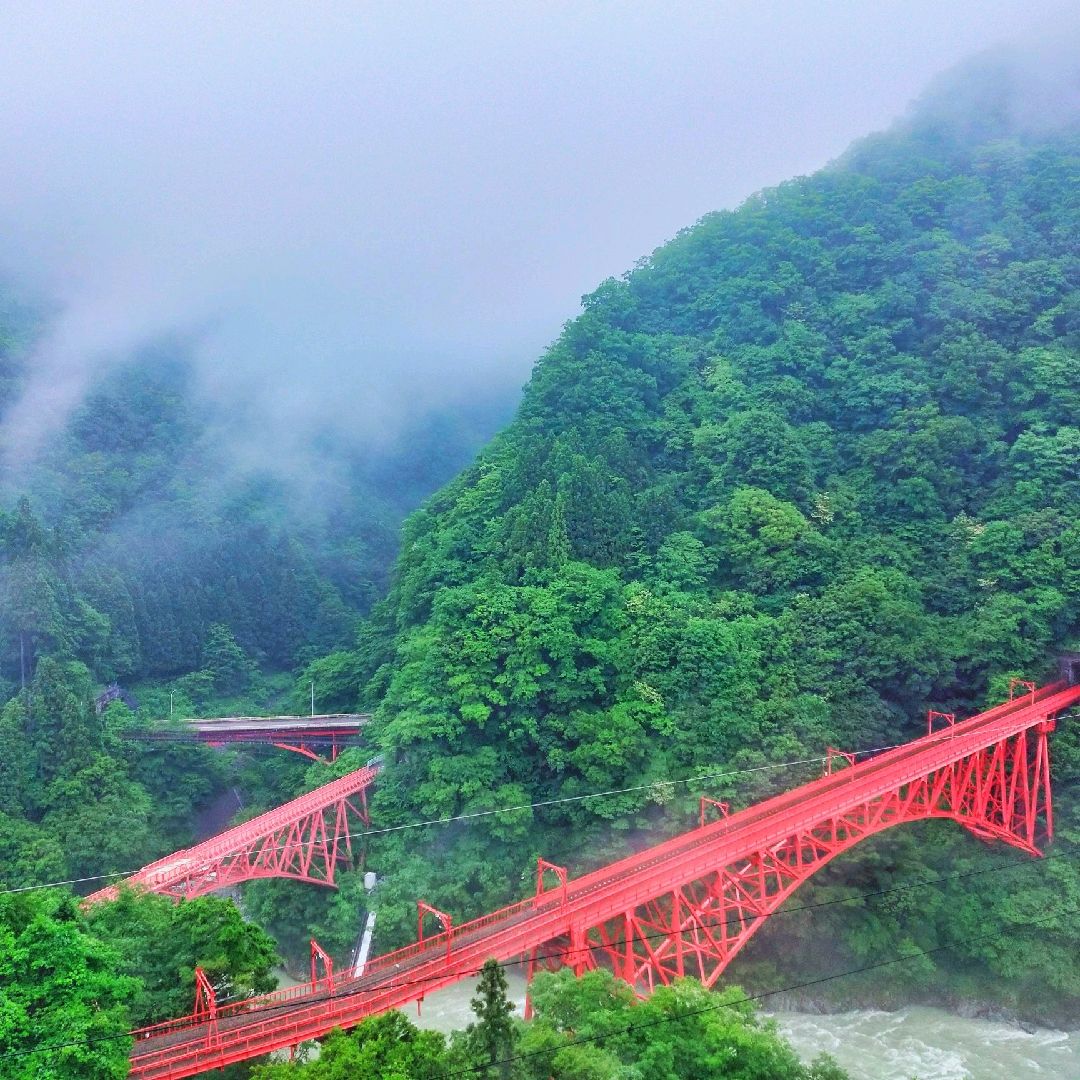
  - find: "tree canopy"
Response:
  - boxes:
[322,73,1080,1018]
[251,967,845,1080]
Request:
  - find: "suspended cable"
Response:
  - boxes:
[0,738,915,897]
[448,902,1080,1078]
[157,843,1080,1014]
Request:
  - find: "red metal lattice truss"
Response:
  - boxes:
[127,681,1080,1078]
[83,764,378,906]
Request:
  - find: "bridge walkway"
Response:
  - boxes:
[127,681,1080,1077]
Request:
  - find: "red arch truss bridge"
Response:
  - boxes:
[83,764,379,906]
[127,680,1080,1078]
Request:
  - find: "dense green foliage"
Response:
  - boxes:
[0,891,133,1079]
[321,75,1080,1016]
[0,888,277,1073]
[0,293,507,973]
[0,354,343,687]
[253,966,846,1080]
[3,52,1080,1071]
[83,889,278,1029]
[0,657,227,889]
[0,329,507,690]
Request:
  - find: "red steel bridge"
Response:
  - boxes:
[117,679,1079,1078]
[83,764,379,905]
[127,714,371,762]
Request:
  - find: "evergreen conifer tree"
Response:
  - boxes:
[466,958,517,1078]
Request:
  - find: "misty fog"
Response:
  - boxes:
[0,0,1075,482]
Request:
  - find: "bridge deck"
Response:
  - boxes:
[129,714,371,739]
[128,683,1080,1078]
[83,764,380,905]
[186,715,370,734]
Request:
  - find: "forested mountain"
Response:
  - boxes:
[332,60,1080,1018]
[0,317,510,692]
[3,48,1080,1074]
[0,292,509,894]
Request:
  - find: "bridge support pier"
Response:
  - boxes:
[125,680,1080,1080]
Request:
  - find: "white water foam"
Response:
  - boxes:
[772,1005,1078,1080]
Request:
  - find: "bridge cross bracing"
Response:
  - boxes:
[124,680,1080,1078]
[82,764,378,905]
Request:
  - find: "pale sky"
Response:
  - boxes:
[0,1,1075,471]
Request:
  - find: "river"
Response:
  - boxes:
[272,957,1079,1077]
[397,972,1080,1079]
[773,1007,1079,1079]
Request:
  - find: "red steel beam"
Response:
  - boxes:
[127,682,1080,1078]
[84,765,379,906]
[128,715,371,762]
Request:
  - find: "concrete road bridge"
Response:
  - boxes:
[127,713,372,761]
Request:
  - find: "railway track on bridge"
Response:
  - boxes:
[124,680,1080,1077]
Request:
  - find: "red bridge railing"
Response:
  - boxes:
[125,680,1080,1078]
[83,764,379,906]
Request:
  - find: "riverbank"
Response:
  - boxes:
[395,974,1079,1079]
[267,962,1078,1077]
[758,978,1080,1033]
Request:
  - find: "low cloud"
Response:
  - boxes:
[0,2,1075,485]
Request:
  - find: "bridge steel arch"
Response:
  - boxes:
[83,764,379,906]
[126,681,1080,1079]
[572,720,1055,993]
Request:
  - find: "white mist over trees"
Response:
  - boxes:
[0,1,1073,479]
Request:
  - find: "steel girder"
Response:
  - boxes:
[578,724,1054,992]
[83,764,378,905]
[125,681,1080,1078]
[136,730,356,761]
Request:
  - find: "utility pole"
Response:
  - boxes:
[170,691,175,718]
[310,681,315,717]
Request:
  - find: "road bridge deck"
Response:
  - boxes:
[127,714,372,761]
[126,681,1080,1078]
[130,714,370,738]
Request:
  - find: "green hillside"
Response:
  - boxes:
[0,301,507,896]
[343,64,1080,1018]
[0,326,509,690]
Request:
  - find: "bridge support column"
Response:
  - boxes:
[310,938,334,993]
[417,901,453,963]
[523,942,544,1020]
[191,967,220,1049]
[570,923,590,977]
[673,891,685,978]
[1034,721,1054,844]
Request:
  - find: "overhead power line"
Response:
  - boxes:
[177,843,1080,1010]
[0,739,916,897]
[448,901,1080,1078]
[5,736,1075,902]
[3,845,1077,1063]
